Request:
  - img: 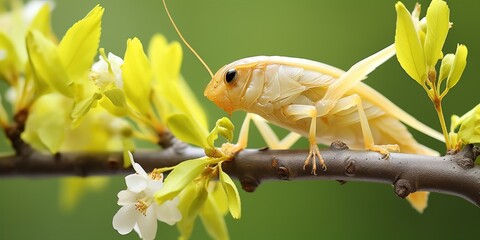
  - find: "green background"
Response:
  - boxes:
[1,0,479,239]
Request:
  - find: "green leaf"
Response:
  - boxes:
[219,168,241,219]
[26,30,72,97]
[446,44,467,90]
[154,157,210,205]
[166,113,209,148]
[395,2,427,84]
[28,3,56,42]
[424,0,450,67]
[457,104,480,144]
[58,5,103,81]
[200,190,230,240]
[122,38,152,115]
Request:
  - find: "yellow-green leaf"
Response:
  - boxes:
[438,53,454,83]
[21,93,68,153]
[26,30,72,97]
[122,38,152,115]
[59,176,108,212]
[219,168,241,219]
[71,93,102,121]
[103,88,126,108]
[149,35,208,130]
[395,2,427,84]
[424,0,450,66]
[58,5,103,81]
[28,3,56,42]
[154,157,210,205]
[0,32,20,84]
[176,180,209,240]
[457,104,480,144]
[446,44,467,90]
[166,113,209,148]
[200,190,230,240]
[206,117,234,148]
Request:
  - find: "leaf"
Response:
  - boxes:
[206,117,234,148]
[446,44,468,90]
[395,2,427,84]
[0,32,20,83]
[438,53,454,83]
[154,157,210,205]
[59,176,108,212]
[200,190,230,240]
[166,113,209,148]
[103,88,126,108]
[26,30,72,97]
[28,3,56,42]
[149,35,208,129]
[71,93,102,122]
[457,104,480,144]
[21,93,68,153]
[122,38,152,115]
[176,180,209,240]
[58,5,103,81]
[424,0,450,66]
[219,168,241,219]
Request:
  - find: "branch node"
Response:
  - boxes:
[394,179,415,198]
[454,144,477,170]
[278,166,290,180]
[345,159,356,176]
[240,176,259,193]
[330,140,349,151]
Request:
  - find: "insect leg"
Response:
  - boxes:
[284,104,324,175]
[330,94,400,157]
[250,114,302,149]
[231,113,301,154]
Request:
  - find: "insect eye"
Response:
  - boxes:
[225,69,237,83]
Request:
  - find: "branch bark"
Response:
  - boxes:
[0,140,479,206]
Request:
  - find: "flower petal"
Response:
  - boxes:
[112,204,137,235]
[144,179,164,196]
[117,190,137,205]
[135,206,158,240]
[125,174,147,193]
[155,198,182,225]
[128,151,147,177]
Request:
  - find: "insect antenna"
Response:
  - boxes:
[162,0,214,78]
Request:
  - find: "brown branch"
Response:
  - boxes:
[0,140,479,206]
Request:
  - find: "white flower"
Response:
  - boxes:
[91,52,124,89]
[113,152,182,240]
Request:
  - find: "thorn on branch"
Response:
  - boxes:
[394,179,415,199]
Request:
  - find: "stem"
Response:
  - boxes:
[434,97,451,149]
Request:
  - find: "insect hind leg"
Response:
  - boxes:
[327,94,400,157]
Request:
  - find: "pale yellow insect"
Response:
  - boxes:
[162,0,445,213]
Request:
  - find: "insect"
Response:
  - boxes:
[162,0,445,212]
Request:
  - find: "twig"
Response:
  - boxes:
[0,140,478,206]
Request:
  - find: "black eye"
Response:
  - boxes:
[225,69,237,83]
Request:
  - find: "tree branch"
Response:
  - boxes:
[0,140,478,206]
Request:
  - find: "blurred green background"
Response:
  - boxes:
[1,0,479,239]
